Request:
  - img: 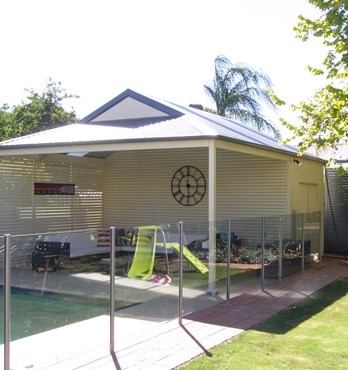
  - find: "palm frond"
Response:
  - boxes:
[204,55,281,138]
[228,109,281,139]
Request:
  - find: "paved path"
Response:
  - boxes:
[4,256,348,370]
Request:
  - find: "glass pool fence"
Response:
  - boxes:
[1,211,321,368]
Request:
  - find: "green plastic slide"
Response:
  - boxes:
[127,226,160,280]
[127,226,209,280]
[171,243,209,274]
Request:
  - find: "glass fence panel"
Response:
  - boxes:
[112,223,180,322]
[0,230,110,349]
[260,212,322,283]
[178,221,221,315]
[305,211,321,261]
[278,214,301,279]
[228,216,263,290]
[217,218,263,299]
[262,215,282,282]
[0,235,5,344]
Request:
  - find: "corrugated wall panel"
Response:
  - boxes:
[103,148,288,242]
[103,148,209,229]
[217,149,288,244]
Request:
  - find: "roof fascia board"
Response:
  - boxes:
[216,139,291,161]
[0,139,212,157]
[0,135,326,163]
[216,137,327,163]
[80,89,183,123]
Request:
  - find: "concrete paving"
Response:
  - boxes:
[2,256,348,369]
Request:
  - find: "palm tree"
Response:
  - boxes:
[204,55,281,139]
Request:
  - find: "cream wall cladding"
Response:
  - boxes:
[103,148,289,231]
[216,149,288,219]
[103,148,209,229]
[289,157,324,214]
[216,149,288,243]
[0,155,104,235]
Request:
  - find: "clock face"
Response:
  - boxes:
[171,165,206,206]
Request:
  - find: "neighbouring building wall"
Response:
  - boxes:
[0,154,104,235]
[325,168,348,254]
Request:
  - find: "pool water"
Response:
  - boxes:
[0,288,109,344]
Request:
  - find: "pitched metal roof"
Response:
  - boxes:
[0,88,318,159]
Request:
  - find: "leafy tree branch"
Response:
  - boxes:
[0,79,78,141]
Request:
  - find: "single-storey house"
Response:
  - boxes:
[0,89,325,274]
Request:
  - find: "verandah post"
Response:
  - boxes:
[178,222,184,325]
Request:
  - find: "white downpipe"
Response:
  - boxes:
[208,142,217,294]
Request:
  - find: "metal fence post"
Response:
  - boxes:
[318,210,322,266]
[4,234,11,370]
[278,217,283,282]
[109,227,116,354]
[301,213,305,273]
[178,222,184,325]
[226,219,231,303]
[261,217,265,291]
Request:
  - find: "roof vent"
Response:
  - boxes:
[189,104,204,110]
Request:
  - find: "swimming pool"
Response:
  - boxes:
[0,288,110,344]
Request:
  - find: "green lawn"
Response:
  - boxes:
[179,277,348,370]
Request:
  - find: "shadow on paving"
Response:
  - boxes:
[254,277,348,334]
[185,277,348,334]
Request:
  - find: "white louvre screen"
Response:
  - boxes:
[0,156,103,235]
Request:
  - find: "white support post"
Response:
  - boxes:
[208,142,217,295]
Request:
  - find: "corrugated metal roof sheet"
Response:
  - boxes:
[0,88,310,157]
[0,118,213,146]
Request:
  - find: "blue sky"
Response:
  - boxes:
[1,0,325,136]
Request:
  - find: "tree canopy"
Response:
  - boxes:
[0,79,78,141]
[282,0,348,167]
[204,55,281,139]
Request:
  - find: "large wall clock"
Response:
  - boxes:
[171,165,206,206]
